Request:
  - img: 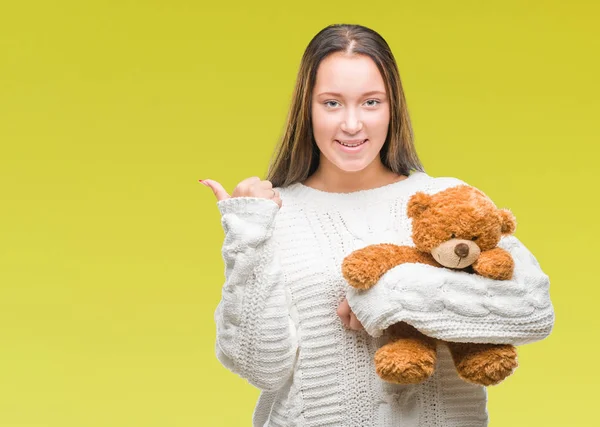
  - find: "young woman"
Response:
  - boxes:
[201,24,554,427]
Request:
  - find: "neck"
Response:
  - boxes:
[304,158,405,193]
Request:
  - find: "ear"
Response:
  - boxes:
[499,209,517,235]
[407,192,432,219]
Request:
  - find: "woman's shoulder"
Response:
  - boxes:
[414,173,469,193]
[373,172,471,198]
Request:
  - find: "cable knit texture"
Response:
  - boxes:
[213,171,554,427]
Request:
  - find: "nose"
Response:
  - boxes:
[454,243,469,258]
[340,109,363,134]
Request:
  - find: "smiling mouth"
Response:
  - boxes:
[336,139,368,147]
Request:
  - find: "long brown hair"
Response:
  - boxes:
[266,24,425,188]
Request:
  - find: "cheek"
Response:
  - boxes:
[312,110,335,137]
[478,233,501,250]
[412,223,447,251]
[364,110,390,133]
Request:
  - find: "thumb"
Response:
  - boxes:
[200,179,230,202]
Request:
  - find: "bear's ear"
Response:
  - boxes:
[407,192,432,219]
[499,209,517,235]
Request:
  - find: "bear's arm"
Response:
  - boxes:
[472,247,515,280]
[342,244,439,290]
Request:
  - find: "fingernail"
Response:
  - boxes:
[198,180,209,186]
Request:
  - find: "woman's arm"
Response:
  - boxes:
[214,197,298,391]
[346,235,555,346]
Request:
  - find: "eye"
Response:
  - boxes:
[324,101,340,108]
[450,233,456,239]
[471,236,478,241]
[365,99,380,107]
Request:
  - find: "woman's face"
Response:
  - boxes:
[311,52,390,174]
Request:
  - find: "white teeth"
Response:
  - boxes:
[339,140,366,147]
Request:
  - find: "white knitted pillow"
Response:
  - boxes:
[346,235,555,346]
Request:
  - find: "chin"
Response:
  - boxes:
[334,162,369,173]
[333,155,380,173]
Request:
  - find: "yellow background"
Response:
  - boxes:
[1,0,598,425]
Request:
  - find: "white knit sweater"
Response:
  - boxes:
[213,171,554,427]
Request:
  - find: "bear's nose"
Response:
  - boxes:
[454,243,470,258]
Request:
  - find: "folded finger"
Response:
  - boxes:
[349,313,363,331]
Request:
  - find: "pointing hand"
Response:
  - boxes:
[200,177,282,208]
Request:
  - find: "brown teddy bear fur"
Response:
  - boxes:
[342,185,519,386]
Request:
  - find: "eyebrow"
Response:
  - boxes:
[316,90,386,97]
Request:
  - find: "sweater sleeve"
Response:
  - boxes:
[346,235,555,346]
[213,197,298,391]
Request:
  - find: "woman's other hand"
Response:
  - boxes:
[337,298,365,331]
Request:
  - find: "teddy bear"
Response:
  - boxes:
[341,184,519,386]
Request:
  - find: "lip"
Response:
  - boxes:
[335,139,368,153]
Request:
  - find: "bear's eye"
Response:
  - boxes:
[450,233,456,239]
[471,236,478,241]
